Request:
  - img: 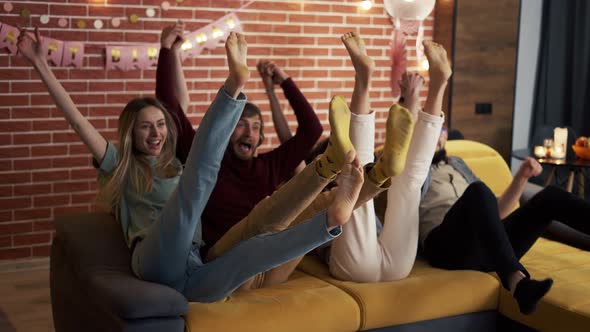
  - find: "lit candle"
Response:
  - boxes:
[554,127,568,157]
[551,145,565,159]
[534,146,546,158]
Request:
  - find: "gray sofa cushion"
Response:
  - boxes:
[53,212,188,319]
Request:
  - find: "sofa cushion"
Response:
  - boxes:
[184,270,360,332]
[446,140,513,196]
[298,256,500,331]
[54,212,188,319]
[498,237,590,332]
[445,140,501,159]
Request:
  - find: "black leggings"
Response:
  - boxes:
[424,182,590,289]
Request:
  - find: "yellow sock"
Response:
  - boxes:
[316,96,354,179]
[369,103,414,185]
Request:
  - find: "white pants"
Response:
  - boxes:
[328,110,444,282]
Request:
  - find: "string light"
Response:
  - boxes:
[181,40,193,51]
[211,27,223,38]
[226,18,236,29]
[195,32,208,45]
[360,0,373,10]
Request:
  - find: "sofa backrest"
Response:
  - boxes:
[445,140,513,196]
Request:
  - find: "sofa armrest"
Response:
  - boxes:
[53,212,188,319]
[520,183,590,251]
[87,267,188,319]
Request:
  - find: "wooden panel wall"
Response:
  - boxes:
[433,0,455,124]
[435,0,521,160]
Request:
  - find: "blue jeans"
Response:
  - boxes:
[131,88,340,302]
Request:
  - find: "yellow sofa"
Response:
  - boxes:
[185,140,590,332]
[50,140,590,332]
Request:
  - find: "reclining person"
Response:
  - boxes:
[419,129,590,314]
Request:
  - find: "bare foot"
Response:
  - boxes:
[399,72,424,121]
[327,151,364,227]
[423,40,452,87]
[224,32,250,98]
[341,32,374,87]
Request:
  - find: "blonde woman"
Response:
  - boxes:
[17,27,363,302]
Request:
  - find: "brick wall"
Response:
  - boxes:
[0,0,434,260]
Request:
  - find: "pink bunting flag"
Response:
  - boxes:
[61,41,85,68]
[144,43,160,68]
[224,13,243,33]
[0,23,20,54]
[128,44,159,70]
[106,46,131,71]
[106,44,160,70]
[204,13,241,50]
[181,30,205,59]
[41,37,64,66]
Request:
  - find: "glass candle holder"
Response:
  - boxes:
[551,145,566,159]
[544,138,554,149]
[534,146,547,158]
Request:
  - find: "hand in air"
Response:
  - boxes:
[517,157,543,180]
[17,27,44,66]
[161,22,185,51]
[257,60,289,90]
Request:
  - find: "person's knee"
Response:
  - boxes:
[329,258,382,283]
[533,185,566,204]
[465,181,496,203]
[380,261,412,281]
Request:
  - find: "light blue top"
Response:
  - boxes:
[96,142,181,247]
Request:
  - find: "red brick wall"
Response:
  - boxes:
[0,0,434,260]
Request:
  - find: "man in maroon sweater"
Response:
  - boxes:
[156,26,323,256]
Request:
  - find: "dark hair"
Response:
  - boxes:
[241,102,265,147]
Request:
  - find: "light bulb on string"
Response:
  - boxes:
[360,0,373,11]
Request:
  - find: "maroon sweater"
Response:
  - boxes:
[156,48,323,251]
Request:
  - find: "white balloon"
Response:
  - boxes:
[383,0,436,20]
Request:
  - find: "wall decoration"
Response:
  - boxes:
[3,2,14,13]
[111,17,121,28]
[0,23,19,55]
[94,19,104,29]
[40,15,50,25]
[41,36,64,66]
[20,8,31,19]
[61,41,85,67]
[161,1,171,11]
[146,8,156,18]
[1,0,254,70]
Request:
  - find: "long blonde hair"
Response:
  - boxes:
[97,97,180,217]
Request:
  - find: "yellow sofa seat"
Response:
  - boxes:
[449,140,590,331]
[185,270,360,332]
[499,238,590,332]
[181,139,590,332]
[298,256,499,331]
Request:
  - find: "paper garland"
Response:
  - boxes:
[0,11,242,70]
[0,23,85,67]
[105,12,242,70]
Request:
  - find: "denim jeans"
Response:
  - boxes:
[131,88,341,302]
